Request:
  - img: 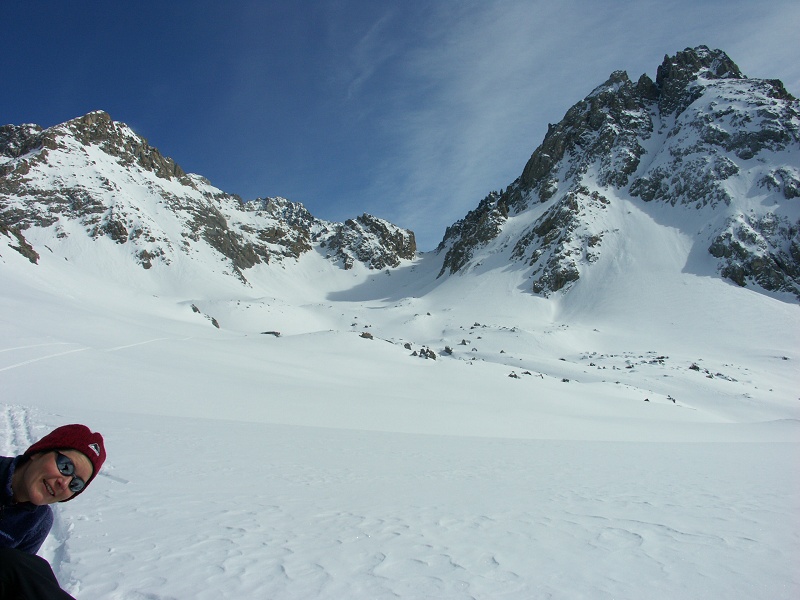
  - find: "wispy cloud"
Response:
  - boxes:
[335,0,799,248]
[342,11,399,101]
[350,1,626,246]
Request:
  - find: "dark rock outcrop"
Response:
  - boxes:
[0,217,39,263]
[326,214,416,270]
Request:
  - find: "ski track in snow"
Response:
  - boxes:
[0,347,90,373]
[0,403,35,455]
[0,338,184,372]
[0,342,77,354]
[105,338,178,352]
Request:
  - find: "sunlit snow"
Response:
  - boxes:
[1,206,798,600]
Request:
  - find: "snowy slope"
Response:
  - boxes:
[1,236,798,598]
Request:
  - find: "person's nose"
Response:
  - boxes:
[54,475,71,493]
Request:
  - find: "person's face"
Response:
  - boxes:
[17,450,93,505]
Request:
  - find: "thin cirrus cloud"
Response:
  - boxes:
[344,1,630,246]
[326,0,800,249]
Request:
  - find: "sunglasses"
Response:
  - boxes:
[55,452,86,493]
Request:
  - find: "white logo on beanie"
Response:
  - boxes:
[88,443,101,456]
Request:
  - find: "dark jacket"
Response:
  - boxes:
[0,455,53,554]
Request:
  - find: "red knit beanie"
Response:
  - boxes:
[24,424,106,500]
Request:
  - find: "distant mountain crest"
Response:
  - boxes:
[0,111,416,282]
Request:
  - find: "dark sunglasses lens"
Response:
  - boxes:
[55,452,75,476]
[68,477,85,492]
[56,452,85,493]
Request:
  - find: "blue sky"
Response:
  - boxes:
[3,1,799,249]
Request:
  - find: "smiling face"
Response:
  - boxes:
[12,450,94,505]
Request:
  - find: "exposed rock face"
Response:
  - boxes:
[0,112,417,282]
[437,191,508,276]
[654,46,744,116]
[325,214,416,270]
[0,218,39,263]
[510,187,610,294]
[242,196,316,260]
[436,46,800,299]
[0,124,45,160]
[709,213,800,297]
[63,111,188,181]
[520,69,654,197]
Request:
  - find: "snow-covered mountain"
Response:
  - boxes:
[1,46,798,305]
[0,110,416,287]
[437,46,799,300]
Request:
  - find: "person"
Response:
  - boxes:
[1,424,106,599]
[0,548,77,600]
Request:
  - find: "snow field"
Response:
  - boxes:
[2,210,799,598]
[4,407,797,599]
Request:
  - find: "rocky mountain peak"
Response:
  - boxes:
[0,112,418,284]
[436,46,800,300]
[66,110,188,182]
[655,46,744,115]
[656,46,743,86]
